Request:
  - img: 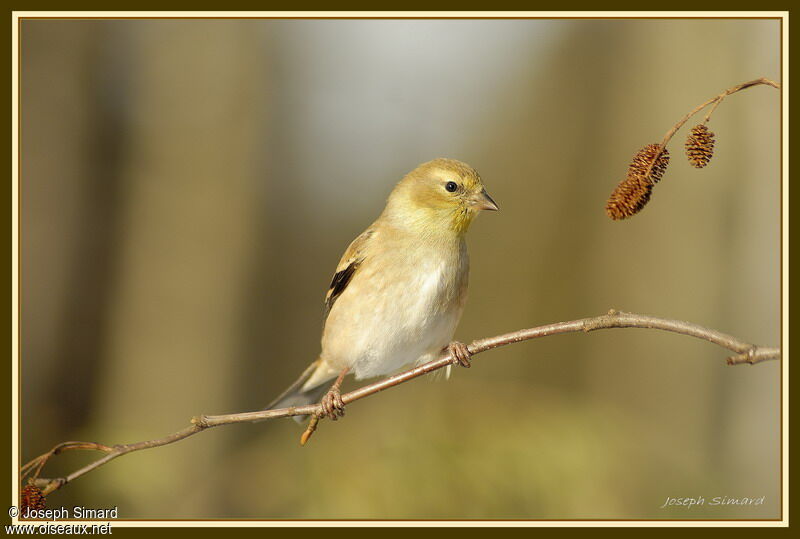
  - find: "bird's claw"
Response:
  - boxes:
[448,341,472,368]
[320,388,345,420]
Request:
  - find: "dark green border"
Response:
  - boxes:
[4,8,792,535]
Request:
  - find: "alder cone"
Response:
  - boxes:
[628,143,670,184]
[20,484,46,513]
[685,124,715,168]
[606,176,653,220]
[606,143,668,220]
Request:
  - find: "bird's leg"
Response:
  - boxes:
[319,368,349,420]
[300,368,350,445]
[447,341,472,368]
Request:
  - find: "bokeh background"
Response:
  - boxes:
[20,18,782,520]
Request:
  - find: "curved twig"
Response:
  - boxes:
[643,77,780,180]
[24,310,780,496]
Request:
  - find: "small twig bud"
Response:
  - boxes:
[300,415,320,446]
[685,124,716,168]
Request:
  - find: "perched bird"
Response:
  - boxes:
[268,158,498,423]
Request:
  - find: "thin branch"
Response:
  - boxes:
[643,77,780,180]
[607,77,780,220]
[24,309,780,496]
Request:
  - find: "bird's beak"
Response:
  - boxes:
[472,189,500,211]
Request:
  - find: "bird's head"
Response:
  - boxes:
[385,158,499,236]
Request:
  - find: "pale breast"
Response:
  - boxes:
[320,238,468,379]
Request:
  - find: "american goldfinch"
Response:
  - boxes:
[269,158,498,421]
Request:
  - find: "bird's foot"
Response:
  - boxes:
[320,386,346,420]
[448,341,472,368]
[300,368,349,445]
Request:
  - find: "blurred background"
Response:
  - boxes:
[20,18,781,519]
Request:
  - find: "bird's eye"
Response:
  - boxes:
[445,181,459,193]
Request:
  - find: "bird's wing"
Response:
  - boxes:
[323,227,375,321]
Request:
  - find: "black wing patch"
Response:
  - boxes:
[322,227,374,322]
[324,260,360,318]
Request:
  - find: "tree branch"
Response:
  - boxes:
[645,77,780,179]
[23,309,780,497]
[606,76,780,220]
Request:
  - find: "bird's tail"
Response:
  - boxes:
[266,359,336,424]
